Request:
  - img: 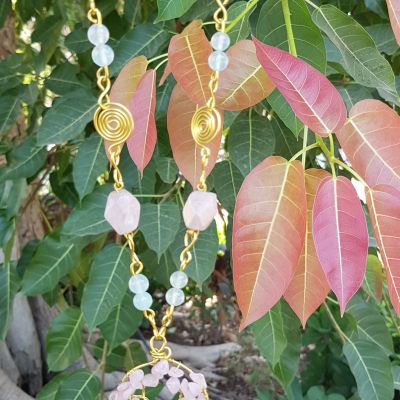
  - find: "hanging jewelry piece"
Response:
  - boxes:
[87,1,229,399]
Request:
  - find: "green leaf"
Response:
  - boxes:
[365,24,398,55]
[346,296,393,355]
[57,369,100,400]
[337,84,374,112]
[45,63,87,95]
[46,307,84,371]
[156,157,178,184]
[22,237,80,295]
[211,160,243,213]
[31,15,64,63]
[272,117,302,158]
[363,254,383,301]
[267,92,303,138]
[226,1,254,43]
[365,0,388,18]
[155,0,196,22]
[0,54,25,95]
[111,24,170,75]
[343,339,394,400]
[0,94,21,135]
[99,291,143,350]
[0,263,20,339]
[392,366,400,390]
[272,302,301,388]
[257,0,326,71]
[171,222,218,286]
[312,5,396,95]
[124,341,148,370]
[36,89,97,146]
[73,135,108,200]
[36,372,71,400]
[65,28,93,54]
[140,202,181,260]
[143,248,178,287]
[81,244,130,332]
[62,184,112,237]
[228,108,275,176]
[252,301,287,366]
[180,0,215,23]
[0,137,47,182]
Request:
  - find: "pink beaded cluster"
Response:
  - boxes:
[109,360,207,400]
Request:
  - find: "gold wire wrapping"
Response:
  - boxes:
[191,106,222,146]
[214,0,229,31]
[93,102,133,144]
[121,358,210,400]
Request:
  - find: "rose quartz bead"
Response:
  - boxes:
[104,189,141,235]
[166,377,180,395]
[183,191,217,231]
[152,359,169,378]
[190,372,207,389]
[142,373,159,387]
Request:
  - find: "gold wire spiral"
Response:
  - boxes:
[191,105,221,146]
[93,102,133,145]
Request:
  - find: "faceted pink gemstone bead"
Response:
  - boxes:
[183,191,218,231]
[190,372,207,389]
[169,366,184,378]
[152,359,169,378]
[104,189,141,235]
[142,373,159,387]
[166,377,180,395]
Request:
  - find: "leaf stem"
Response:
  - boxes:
[100,340,108,398]
[225,0,260,33]
[282,0,297,56]
[304,0,320,10]
[332,158,368,186]
[315,136,336,177]
[148,53,168,64]
[302,126,309,167]
[383,292,400,337]
[289,142,319,162]
[323,301,349,344]
[154,57,168,72]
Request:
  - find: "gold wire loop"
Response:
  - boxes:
[179,230,199,271]
[87,7,102,24]
[191,106,222,146]
[94,102,133,145]
[214,0,229,31]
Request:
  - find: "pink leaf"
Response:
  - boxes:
[312,176,368,313]
[252,37,346,137]
[215,40,275,110]
[336,99,400,191]
[387,0,400,46]
[167,85,222,188]
[284,169,330,327]
[127,69,157,175]
[232,156,307,329]
[366,185,400,317]
[168,20,212,105]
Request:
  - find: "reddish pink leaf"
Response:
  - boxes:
[168,20,212,105]
[387,0,400,46]
[127,70,157,175]
[110,55,148,107]
[105,56,148,156]
[253,37,346,137]
[215,40,275,110]
[232,157,307,329]
[167,85,222,188]
[312,176,368,313]
[366,185,400,316]
[336,99,400,191]
[159,61,171,86]
[284,169,330,327]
